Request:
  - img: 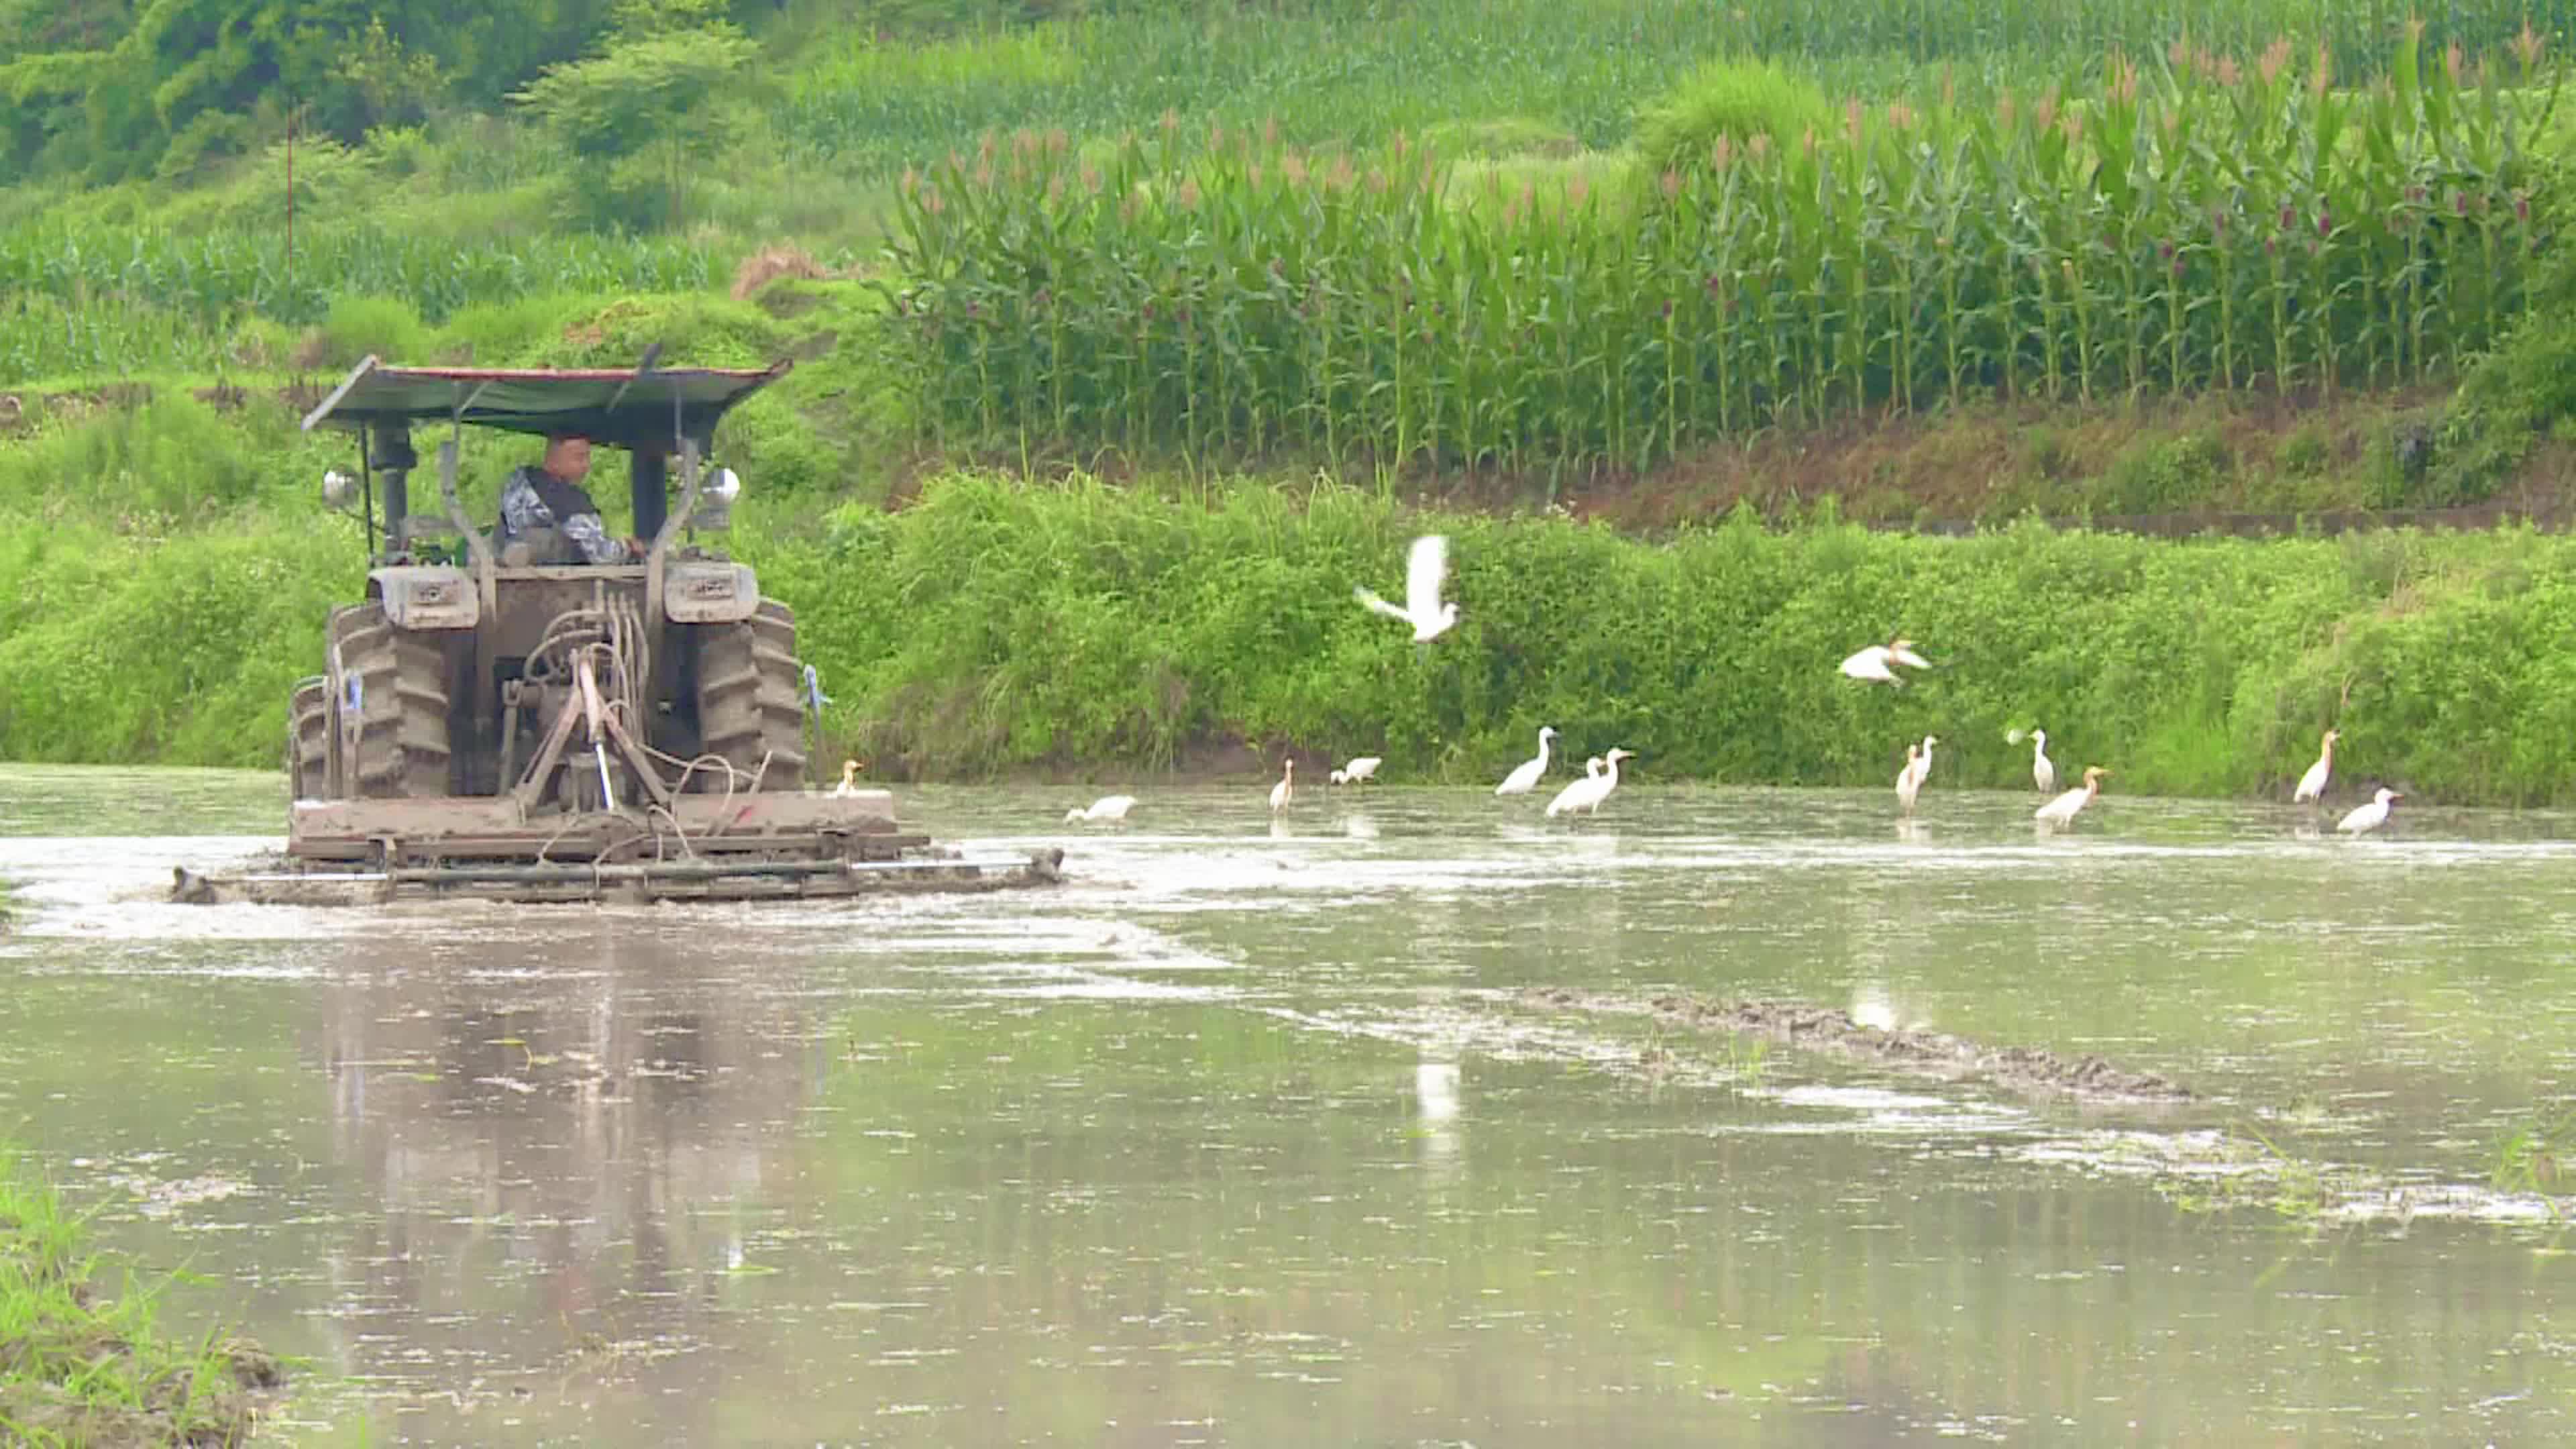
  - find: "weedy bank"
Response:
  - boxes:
[0,1152,279,1444]
[753,471,2576,806]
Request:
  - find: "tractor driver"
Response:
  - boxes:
[497,431,645,565]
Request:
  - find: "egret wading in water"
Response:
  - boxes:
[1269,759,1296,812]
[2294,728,2341,804]
[1495,727,1558,796]
[1329,757,1383,785]
[1064,794,1137,824]
[1909,735,1938,792]
[2337,787,2402,835]
[1839,635,1934,687]
[2036,766,2110,828]
[1895,744,1923,817]
[1354,534,1458,643]
[2031,729,2055,794]
[1546,748,1633,817]
[830,759,866,797]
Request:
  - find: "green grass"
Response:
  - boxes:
[745,469,2576,805]
[0,1152,277,1445]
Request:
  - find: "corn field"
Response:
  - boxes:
[783,0,2576,175]
[0,224,725,381]
[881,35,2563,474]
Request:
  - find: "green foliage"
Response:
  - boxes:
[746,472,2576,806]
[0,517,366,765]
[0,1148,272,1442]
[880,41,2560,474]
[2096,432,2230,513]
[315,294,434,369]
[509,22,759,229]
[0,221,728,382]
[1632,56,1839,175]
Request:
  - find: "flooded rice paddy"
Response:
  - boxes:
[1,763,2573,1444]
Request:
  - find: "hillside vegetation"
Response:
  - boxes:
[13,0,2576,802]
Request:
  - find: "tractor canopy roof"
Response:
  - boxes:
[301,355,792,451]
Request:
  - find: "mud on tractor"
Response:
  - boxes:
[173,353,1060,904]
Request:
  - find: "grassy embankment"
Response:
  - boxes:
[0,1152,279,1443]
[11,5,2576,800]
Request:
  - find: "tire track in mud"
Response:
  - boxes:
[1514,986,2196,1104]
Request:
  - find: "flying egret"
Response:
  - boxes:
[830,759,866,797]
[1330,756,1383,785]
[1546,747,1633,817]
[1895,743,1923,816]
[1065,794,1137,824]
[2031,729,2055,794]
[2337,787,2402,836]
[1495,726,1558,796]
[1839,635,1933,686]
[2293,728,2340,804]
[2036,766,2110,828]
[1354,533,1458,642]
[1269,758,1296,812]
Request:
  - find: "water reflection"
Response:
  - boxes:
[307,932,813,1429]
[8,776,2576,1442]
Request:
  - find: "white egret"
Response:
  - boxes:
[2036,765,2110,828]
[2031,729,2055,794]
[1269,758,1296,812]
[2337,787,2402,836]
[1839,635,1933,686]
[2293,728,2340,804]
[1329,756,1383,785]
[1495,726,1558,796]
[1895,744,1923,816]
[1064,794,1137,824]
[1546,747,1633,817]
[1354,533,1458,642]
[830,759,865,797]
[1909,735,1939,791]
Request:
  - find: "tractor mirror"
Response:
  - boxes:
[323,469,360,514]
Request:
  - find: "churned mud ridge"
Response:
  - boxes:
[1516,987,2195,1104]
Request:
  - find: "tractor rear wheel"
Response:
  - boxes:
[287,677,329,801]
[330,602,455,798]
[692,599,807,793]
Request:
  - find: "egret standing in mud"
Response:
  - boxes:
[1895,744,1924,817]
[1065,794,1137,824]
[1495,726,1558,796]
[2031,729,2055,794]
[1839,635,1933,686]
[1269,759,1296,813]
[1546,748,1632,817]
[2036,766,2110,828]
[1354,533,1458,643]
[1330,756,1383,785]
[2337,787,2402,836]
[830,759,865,797]
[2294,728,2340,804]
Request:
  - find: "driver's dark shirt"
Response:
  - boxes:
[498,466,630,564]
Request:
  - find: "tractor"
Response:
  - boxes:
[215,351,1049,903]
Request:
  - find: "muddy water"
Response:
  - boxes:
[3,762,2575,1444]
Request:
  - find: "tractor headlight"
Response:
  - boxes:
[323,469,359,513]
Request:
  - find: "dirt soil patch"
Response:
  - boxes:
[1518,986,2196,1104]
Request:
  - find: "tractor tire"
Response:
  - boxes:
[692,598,808,793]
[330,602,455,799]
[287,677,329,801]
